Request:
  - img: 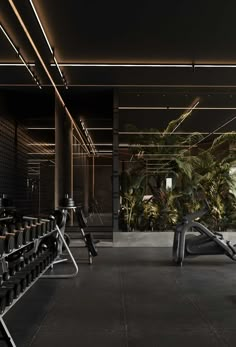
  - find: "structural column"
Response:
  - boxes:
[54,93,73,208]
[83,155,89,215]
[112,89,120,232]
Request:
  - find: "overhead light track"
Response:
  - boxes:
[28,0,68,89]
[87,128,113,131]
[0,23,41,88]
[51,63,236,69]
[80,120,96,155]
[8,0,89,154]
[0,63,35,66]
[119,106,236,110]
[119,132,233,135]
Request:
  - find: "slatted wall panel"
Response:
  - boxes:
[0,118,17,199]
[0,116,54,215]
[73,138,88,210]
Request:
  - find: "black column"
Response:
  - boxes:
[54,94,73,208]
[112,89,119,232]
[83,155,89,215]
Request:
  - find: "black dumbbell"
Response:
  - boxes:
[22,223,30,244]
[0,287,14,307]
[35,220,43,237]
[45,220,51,233]
[39,220,47,235]
[3,279,21,299]
[1,282,19,300]
[23,220,35,242]
[0,238,5,256]
[8,224,23,249]
[2,271,10,282]
[0,225,15,253]
[12,273,27,292]
[0,292,6,314]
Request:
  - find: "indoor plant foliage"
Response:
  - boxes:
[119,113,236,231]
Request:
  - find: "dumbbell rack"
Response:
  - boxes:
[0,216,78,347]
[0,262,55,347]
[58,206,98,266]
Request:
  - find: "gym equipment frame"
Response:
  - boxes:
[0,215,78,346]
[173,206,236,266]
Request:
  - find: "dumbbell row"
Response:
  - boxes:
[0,248,57,315]
[0,218,56,256]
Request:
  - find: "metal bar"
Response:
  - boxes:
[0,317,16,346]
[43,224,79,279]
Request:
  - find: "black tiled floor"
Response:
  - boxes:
[2,248,236,346]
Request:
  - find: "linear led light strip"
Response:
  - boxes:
[80,121,96,154]
[119,132,233,135]
[28,0,68,89]
[27,143,55,146]
[27,152,55,155]
[146,170,171,173]
[169,100,199,134]
[8,0,89,155]
[0,23,41,88]
[146,159,175,161]
[119,144,197,148]
[27,127,55,130]
[51,63,236,68]
[137,154,183,156]
[0,63,35,66]
[87,128,113,130]
[33,143,197,148]
[147,164,172,166]
[96,150,113,153]
[159,116,236,171]
[119,106,236,110]
[129,99,199,162]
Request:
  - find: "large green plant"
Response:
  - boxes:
[120,112,236,231]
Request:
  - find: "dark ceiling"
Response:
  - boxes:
[0,0,236,156]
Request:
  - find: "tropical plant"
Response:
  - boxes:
[119,112,236,231]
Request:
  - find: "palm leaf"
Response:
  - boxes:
[210,132,236,151]
[162,100,199,136]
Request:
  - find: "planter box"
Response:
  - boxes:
[113,231,236,247]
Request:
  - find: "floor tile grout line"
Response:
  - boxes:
[119,265,129,347]
[175,279,231,347]
[29,297,57,347]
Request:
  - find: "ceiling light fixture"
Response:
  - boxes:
[8,0,89,154]
[27,127,55,130]
[51,63,236,69]
[0,63,35,66]
[87,128,113,131]
[27,143,55,146]
[119,131,232,135]
[51,63,192,68]
[195,64,236,68]
[0,23,41,88]
[119,106,236,110]
[80,120,96,154]
[27,159,54,163]
[27,152,55,155]
[96,150,113,153]
[119,144,197,148]
[137,153,182,156]
[28,0,68,89]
